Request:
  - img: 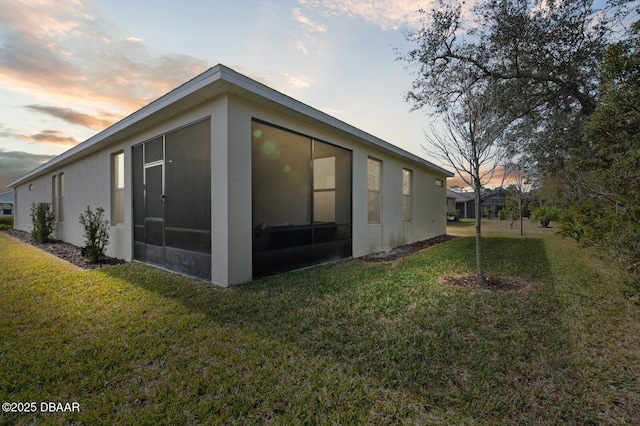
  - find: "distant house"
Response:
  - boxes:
[448,190,476,219]
[446,190,456,213]
[7,64,453,286]
[446,188,510,219]
[0,190,13,216]
[482,188,509,218]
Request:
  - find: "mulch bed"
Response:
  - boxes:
[359,234,458,262]
[440,274,531,293]
[3,229,126,270]
[358,234,530,293]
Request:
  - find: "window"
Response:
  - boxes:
[51,174,64,221]
[435,178,444,187]
[28,184,33,191]
[52,175,57,220]
[313,156,335,223]
[58,173,64,222]
[251,120,352,278]
[112,152,125,225]
[403,169,412,221]
[367,158,381,224]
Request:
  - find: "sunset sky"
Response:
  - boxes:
[0,0,479,190]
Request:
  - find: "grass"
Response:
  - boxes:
[1,221,639,424]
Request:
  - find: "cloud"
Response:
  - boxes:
[20,130,79,146]
[0,0,210,114]
[26,105,118,130]
[299,0,426,31]
[296,40,311,55]
[281,73,316,89]
[0,149,56,189]
[0,124,79,147]
[293,8,329,32]
[447,166,513,190]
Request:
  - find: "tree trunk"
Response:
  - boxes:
[474,186,485,286]
[519,197,524,236]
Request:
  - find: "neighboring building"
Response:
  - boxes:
[449,190,476,219]
[482,188,509,218]
[446,190,456,214]
[8,64,453,286]
[0,190,13,216]
[447,188,510,219]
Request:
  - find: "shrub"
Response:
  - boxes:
[531,205,558,228]
[0,216,13,230]
[79,206,109,263]
[30,203,56,243]
[498,209,507,220]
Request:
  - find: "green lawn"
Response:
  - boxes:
[1,222,639,425]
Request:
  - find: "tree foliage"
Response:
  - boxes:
[79,206,110,264]
[562,20,640,275]
[424,87,510,285]
[30,202,55,243]
[403,0,636,170]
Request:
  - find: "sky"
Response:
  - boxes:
[0,0,476,191]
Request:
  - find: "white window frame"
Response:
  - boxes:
[112,151,125,225]
[403,168,412,221]
[367,157,382,224]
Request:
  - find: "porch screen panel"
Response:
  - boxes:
[252,123,311,230]
[164,118,211,279]
[132,144,144,260]
[145,137,163,163]
[252,120,352,278]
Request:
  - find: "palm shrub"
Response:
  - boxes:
[79,206,109,263]
[30,202,56,243]
[531,205,558,228]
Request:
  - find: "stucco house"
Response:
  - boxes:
[0,190,13,216]
[7,64,452,286]
[449,190,476,219]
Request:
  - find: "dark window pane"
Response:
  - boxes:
[145,137,163,163]
[133,145,144,226]
[165,229,211,253]
[145,165,163,219]
[253,227,313,252]
[164,119,211,235]
[134,224,144,242]
[252,122,310,228]
[251,122,353,279]
[146,220,163,247]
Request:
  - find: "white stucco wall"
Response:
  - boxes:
[224,95,449,273]
[13,101,223,266]
[12,92,448,287]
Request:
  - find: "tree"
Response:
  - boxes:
[503,160,536,235]
[562,20,640,276]
[424,87,510,285]
[402,0,635,171]
[30,202,55,243]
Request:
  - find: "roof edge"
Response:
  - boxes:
[8,64,453,187]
